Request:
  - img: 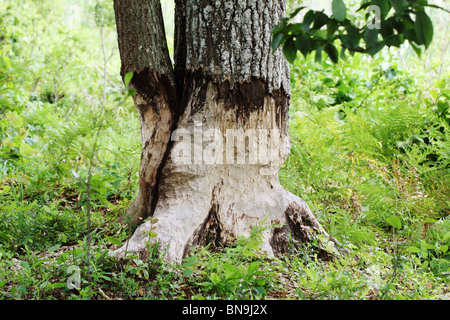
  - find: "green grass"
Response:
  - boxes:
[0,0,449,300]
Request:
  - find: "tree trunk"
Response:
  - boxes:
[112,0,339,263]
[113,0,179,226]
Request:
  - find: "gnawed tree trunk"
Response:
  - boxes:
[113,0,178,225]
[112,0,340,263]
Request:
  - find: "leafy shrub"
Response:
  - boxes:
[408,217,450,276]
[182,220,281,299]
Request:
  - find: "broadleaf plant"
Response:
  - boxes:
[272,0,448,64]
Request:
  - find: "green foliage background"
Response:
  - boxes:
[0,0,448,300]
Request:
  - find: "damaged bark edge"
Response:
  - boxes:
[130,68,179,115]
[184,181,226,257]
[270,202,346,261]
[182,68,290,132]
[124,67,186,225]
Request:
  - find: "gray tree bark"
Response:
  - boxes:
[112,0,339,262]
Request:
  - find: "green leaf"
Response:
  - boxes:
[372,0,391,20]
[283,37,298,63]
[183,268,194,277]
[51,282,67,289]
[287,23,303,35]
[105,236,122,246]
[415,10,434,49]
[210,273,220,284]
[364,28,379,48]
[340,47,347,60]
[19,143,33,156]
[407,246,421,253]
[315,46,323,63]
[443,232,450,242]
[380,18,395,41]
[386,215,401,229]
[409,40,422,57]
[295,32,311,57]
[127,88,137,97]
[183,256,197,268]
[437,101,449,113]
[440,245,448,254]
[385,34,402,47]
[312,12,329,30]
[48,244,61,253]
[223,264,240,280]
[357,2,371,12]
[327,20,339,36]
[6,111,23,128]
[342,25,361,49]
[314,29,328,40]
[147,232,158,239]
[289,6,305,19]
[367,41,385,56]
[0,185,11,195]
[124,72,133,87]
[73,248,85,259]
[324,44,339,63]
[100,274,112,281]
[391,0,408,12]
[332,0,347,22]
[272,33,284,52]
[247,261,262,275]
[255,286,265,295]
[302,10,317,31]
[0,119,9,129]
[13,134,24,145]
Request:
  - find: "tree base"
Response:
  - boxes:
[111,174,340,263]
